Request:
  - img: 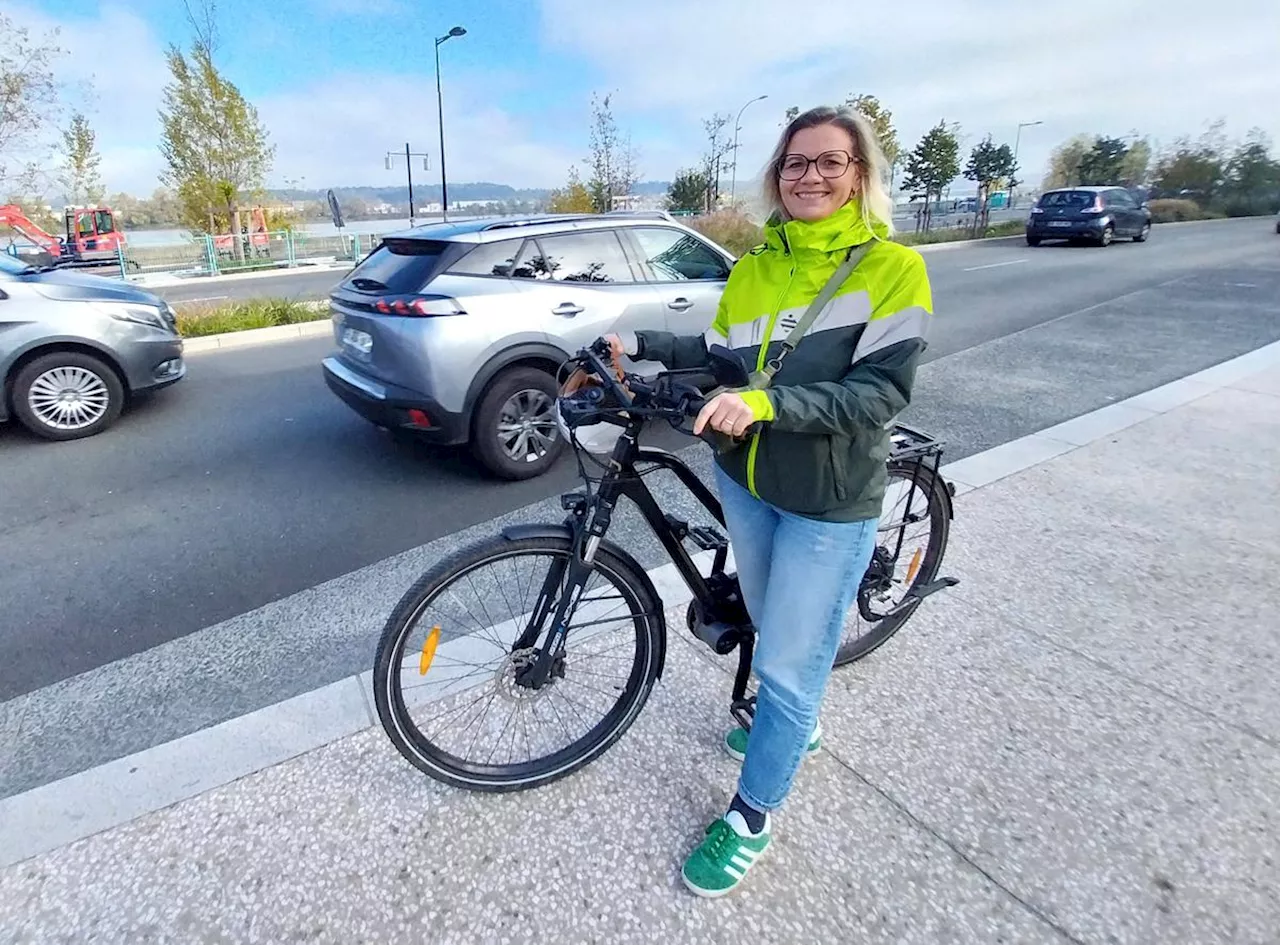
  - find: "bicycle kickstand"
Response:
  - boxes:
[728,632,756,732]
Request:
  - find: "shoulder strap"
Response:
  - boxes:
[752,240,873,388]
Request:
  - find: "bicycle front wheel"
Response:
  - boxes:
[373,533,664,792]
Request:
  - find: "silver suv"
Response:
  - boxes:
[321,212,735,478]
[1,253,184,440]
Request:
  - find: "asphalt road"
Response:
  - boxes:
[151,266,350,305]
[3,218,1278,710]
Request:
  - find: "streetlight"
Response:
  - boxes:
[730,94,768,205]
[1010,120,1042,210]
[385,145,431,226]
[435,25,467,223]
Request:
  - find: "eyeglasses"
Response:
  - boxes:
[778,150,857,181]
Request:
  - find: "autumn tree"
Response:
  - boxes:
[1041,134,1093,190]
[963,135,1017,234]
[901,120,960,231]
[584,92,638,212]
[701,113,733,212]
[844,94,900,173]
[0,14,64,193]
[547,165,594,213]
[158,3,274,250]
[59,113,104,204]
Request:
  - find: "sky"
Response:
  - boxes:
[8,0,1280,198]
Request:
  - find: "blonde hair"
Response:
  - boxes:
[762,105,895,238]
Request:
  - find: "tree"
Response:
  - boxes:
[1151,125,1227,204]
[547,165,594,213]
[1042,134,1093,190]
[666,168,708,213]
[0,14,65,193]
[963,135,1017,234]
[901,120,960,231]
[701,113,733,212]
[584,92,637,213]
[1077,136,1129,185]
[784,106,799,126]
[158,40,275,247]
[1220,128,1280,215]
[1118,138,1152,187]
[59,113,104,204]
[844,94,900,173]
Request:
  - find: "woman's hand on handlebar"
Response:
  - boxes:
[600,334,627,366]
[693,391,757,438]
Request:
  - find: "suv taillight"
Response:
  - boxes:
[372,295,467,317]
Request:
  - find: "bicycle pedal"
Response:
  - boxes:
[688,525,728,551]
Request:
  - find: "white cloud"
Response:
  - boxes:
[3,2,170,196]
[541,0,1280,188]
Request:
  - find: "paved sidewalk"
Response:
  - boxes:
[3,367,1278,945]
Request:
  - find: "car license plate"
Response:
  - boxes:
[342,327,373,355]
[1049,221,1072,227]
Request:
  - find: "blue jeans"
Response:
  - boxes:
[713,463,878,812]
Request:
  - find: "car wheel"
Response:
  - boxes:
[11,351,125,441]
[1098,224,1114,247]
[470,366,565,480]
[1026,234,1041,247]
[1133,222,1150,243]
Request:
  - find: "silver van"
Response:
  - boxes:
[322,212,735,479]
[1,253,185,440]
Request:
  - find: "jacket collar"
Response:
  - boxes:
[763,199,887,256]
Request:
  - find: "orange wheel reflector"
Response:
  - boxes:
[419,626,442,676]
[905,548,924,585]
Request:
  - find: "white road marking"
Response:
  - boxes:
[179,295,229,303]
[962,259,1029,272]
[1227,283,1258,288]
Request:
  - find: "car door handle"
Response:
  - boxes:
[667,297,694,312]
[552,303,584,317]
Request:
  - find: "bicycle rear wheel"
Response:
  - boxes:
[373,533,664,792]
[834,461,951,666]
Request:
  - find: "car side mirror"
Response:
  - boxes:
[706,344,750,389]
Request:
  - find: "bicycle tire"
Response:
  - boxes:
[373,534,664,792]
[834,461,952,666]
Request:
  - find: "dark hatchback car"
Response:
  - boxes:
[1027,186,1151,247]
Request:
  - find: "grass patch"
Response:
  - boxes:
[687,209,765,257]
[1146,199,1225,223]
[895,219,1025,246]
[176,298,326,338]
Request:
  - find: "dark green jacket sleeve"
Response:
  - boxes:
[766,252,932,436]
[634,292,732,370]
[632,330,712,370]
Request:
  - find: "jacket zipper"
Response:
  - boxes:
[746,248,797,499]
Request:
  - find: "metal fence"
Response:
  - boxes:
[118,230,379,279]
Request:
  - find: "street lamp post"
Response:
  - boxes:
[435,25,467,223]
[730,94,768,206]
[1010,120,1043,210]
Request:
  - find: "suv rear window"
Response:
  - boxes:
[448,238,525,277]
[345,239,450,294]
[1038,191,1095,209]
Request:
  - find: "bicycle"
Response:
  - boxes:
[373,338,958,792]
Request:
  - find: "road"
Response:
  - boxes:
[151,265,350,305]
[2,217,1278,794]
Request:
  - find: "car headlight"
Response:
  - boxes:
[98,301,171,330]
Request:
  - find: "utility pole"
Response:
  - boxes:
[730,94,768,206]
[385,145,430,226]
[435,26,467,223]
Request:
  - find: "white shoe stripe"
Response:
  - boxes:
[730,854,752,869]
[723,863,745,880]
[738,846,762,861]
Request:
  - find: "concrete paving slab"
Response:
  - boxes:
[0,628,1061,945]
[1229,365,1280,398]
[947,383,1280,745]
[941,432,1075,490]
[817,594,1280,945]
[1037,401,1157,447]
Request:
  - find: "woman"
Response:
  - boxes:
[606,105,933,897]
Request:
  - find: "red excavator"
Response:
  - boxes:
[0,203,128,269]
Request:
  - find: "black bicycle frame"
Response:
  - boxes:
[516,420,759,715]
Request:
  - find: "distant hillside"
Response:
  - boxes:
[270,180,673,203]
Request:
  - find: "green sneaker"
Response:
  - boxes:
[723,720,822,762]
[681,810,772,898]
